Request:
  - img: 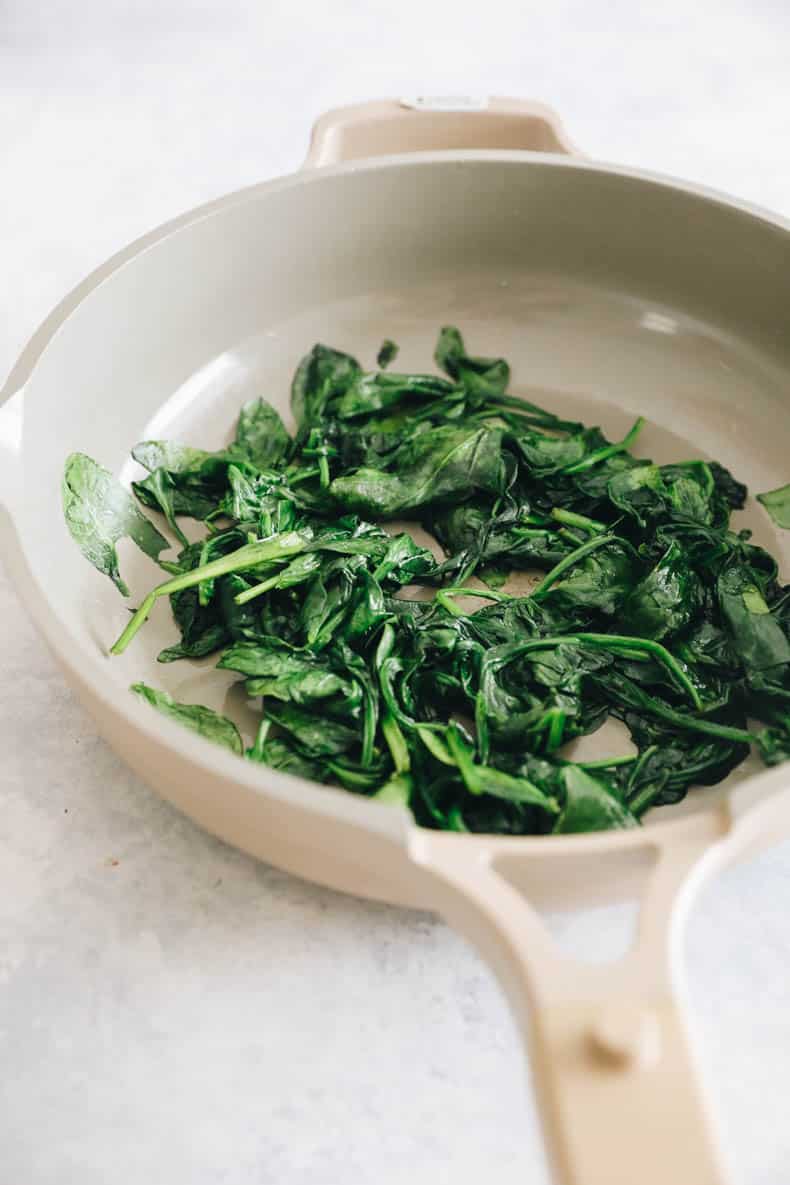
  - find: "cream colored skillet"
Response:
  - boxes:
[3,96,790,1183]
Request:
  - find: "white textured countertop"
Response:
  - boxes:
[3,4,790,1182]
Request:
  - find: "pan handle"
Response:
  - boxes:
[410,827,732,1185]
[304,97,577,168]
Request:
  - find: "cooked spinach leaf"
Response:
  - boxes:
[554,766,638,833]
[233,397,291,469]
[131,683,243,753]
[63,453,169,594]
[330,424,505,517]
[758,483,790,529]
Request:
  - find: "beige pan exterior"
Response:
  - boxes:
[3,98,790,1183]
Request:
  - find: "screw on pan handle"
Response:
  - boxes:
[303,97,578,168]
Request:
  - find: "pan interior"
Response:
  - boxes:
[110,269,785,822]
[16,157,790,832]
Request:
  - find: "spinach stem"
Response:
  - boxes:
[110,532,307,655]
[382,711,411,773]
[512,526,555,538]
[318,453,330,488]
[486,392,562,421]
[579,634,703,710]
[546,708,566,752]
[629,781,665,818]
[530,534,616,599]
[415,725,455,765]
[360,680,378,768]
[375,623,395,666]
[550,507,608,534]
[575,754,639,770]
[285,466,320,485]
[520,513,553,527]
[234,571,286,605]
[501,410,583,434]
[454,554,481,587]
[436,586,513,616]
[625,744,659,797]
[484,632,703,710]
[446,806,469,831]
[562,416,646,475]
[632,698,753,744]
[249,718,271,761]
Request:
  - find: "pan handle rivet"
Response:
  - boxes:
[589,1005,661,1070]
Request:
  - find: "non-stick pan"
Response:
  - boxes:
[3,97,790,1184]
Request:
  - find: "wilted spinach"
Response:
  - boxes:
[131,683,243,754]
[63,454,168,595]
[64,328,790,835]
